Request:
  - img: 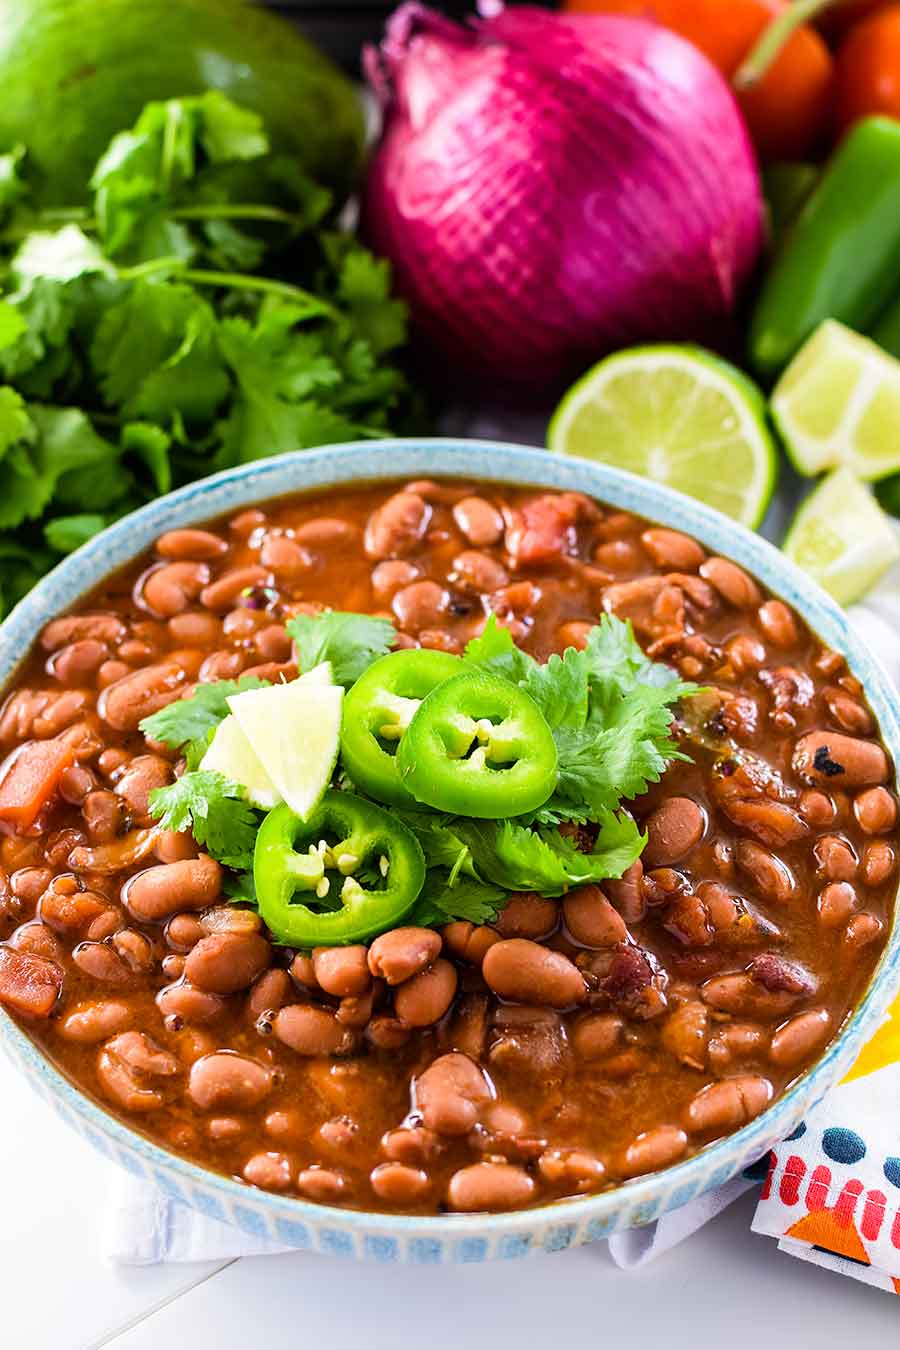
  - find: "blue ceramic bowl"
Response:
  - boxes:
[2,439,899,1264]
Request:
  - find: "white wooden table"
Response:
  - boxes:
[3,1050,896,1349]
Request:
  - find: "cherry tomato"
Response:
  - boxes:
[562,0,834,161]
[835,5,900,134]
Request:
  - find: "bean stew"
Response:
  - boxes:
[0,478,895,1216]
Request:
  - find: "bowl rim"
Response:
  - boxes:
[2,435,899,1242]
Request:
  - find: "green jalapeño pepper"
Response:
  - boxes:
[750,118,900,378]
[254,790,425,946]
[396,670,557,818]
[340,648,462,806]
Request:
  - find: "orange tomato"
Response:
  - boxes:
[835,5,900,133]
[561,0,834,162]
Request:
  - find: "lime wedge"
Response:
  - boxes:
[199,715,280,810]
[296,661,332,686]
[783,466,900,605]
[548,344,778,527]
[227,676,343,820]
[771,320,900,480]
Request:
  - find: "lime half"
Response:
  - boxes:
[228,672,343,821]
[200,715,280,810]
[548,344,778,528]
[771,320,900,480]
[783,466,900,605]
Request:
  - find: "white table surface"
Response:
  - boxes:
[3,1048,897,1349]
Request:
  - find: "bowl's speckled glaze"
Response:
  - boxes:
[2,439,899,1264]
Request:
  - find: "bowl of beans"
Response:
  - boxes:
[0,438,898,1264]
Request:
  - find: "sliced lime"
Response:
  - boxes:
[297,661,333,686]
[228,675,343,821]
[548,344,778,528]
[771,319,900,480]
[200,715,280,810]
[783,466,900,605]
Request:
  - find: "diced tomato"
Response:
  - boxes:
[0,737,75,830]
[0,947,63,1018]
[505,495,580,564]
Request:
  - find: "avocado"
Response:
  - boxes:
[0,0,365,203]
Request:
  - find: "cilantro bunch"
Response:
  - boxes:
[140,610,698,934]
[0,92,415,615]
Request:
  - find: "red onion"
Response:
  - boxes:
[363,3,764,394]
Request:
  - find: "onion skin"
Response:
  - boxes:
[363,4,764,394]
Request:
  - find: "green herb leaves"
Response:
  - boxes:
[287,611,396,688]
[0,92,412,619]
[149,771,259,870]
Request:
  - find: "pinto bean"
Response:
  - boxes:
[0,946,63,1017]
[188,1052,273,1111]
[40,613,126,652]
[59,999,133,1043]
[392,580,448,631]
[451,551,509,594]
[699,557,761,609]
[538,1147,606,1190]
[483,940,586,1008]
[154,831,199,865]
[365,1015,412,1050]
[8,921,63,963]
[622,1125,688,1177]
[757,600,798,648]
[735,840,795,903]
[441,921,500,965]
[311,946,371,998]
[854,787,897,836]
[97,1031,179,1112]
[770,1009,832,1068]
[200,566,271,612]
[817,881,859,928]
[799,790,836,827]
[156,529,228,561]
[247,968,292,1022]
[74,940,136,985]
[447,1162,535,1212]
[370,560,420,603]
[394,959,458,1027]
[643,797,705,866]
[364,492,431,560]
[563,886,627,948]
[184,933,271,994]
[98,663,185,731]
[288,1166,345,1202]
[824,686,873,735]
[684,1075,773,1135]
[114,755,171,823]
[124,856,222,922]
[368,928,442,985]
[273,1004,356,1056]
[813,835,857,882]
[701,968,807,1020]
[50,639,108,685]
[453,497,504,547]
[641,528,705,571]
[244,1152,293,1192]
[38,878,106,935]
[844,911,884,951]
[571,1012,624,1060]
[258,534,310,582]
[142,562,210,618]
[157,981,226,1025]
[862,841,896,887]
[494,892,558,940]
[793,730,888,787]
[59,764,95,805]
[370,1162,430,1205]
[414,1052,492,1136]
[605,861,645,924]
[82,789,123,843]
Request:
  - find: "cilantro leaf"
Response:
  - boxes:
[392,811,478,879]
[148,771,259,869]
[44,513,108,553]
[286,610,395,688]
[463,614,533,684]
[519,646,589,731]
[139,675,271,766]
[408,872,509,928]
[455,813,644,897]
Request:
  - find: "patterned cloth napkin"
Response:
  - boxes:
[108,472,900,1292]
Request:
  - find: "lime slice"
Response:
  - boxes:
[228,676,343,820]
[200,715,280,810]
[548,344,778,527]
[783,466,900,605]
[296,661,332,686]
[771,320,900,480]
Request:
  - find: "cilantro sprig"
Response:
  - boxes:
[149,771,259,870]
[286,611,395,689]
[140,674,271,768]
[0,93,413,617]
